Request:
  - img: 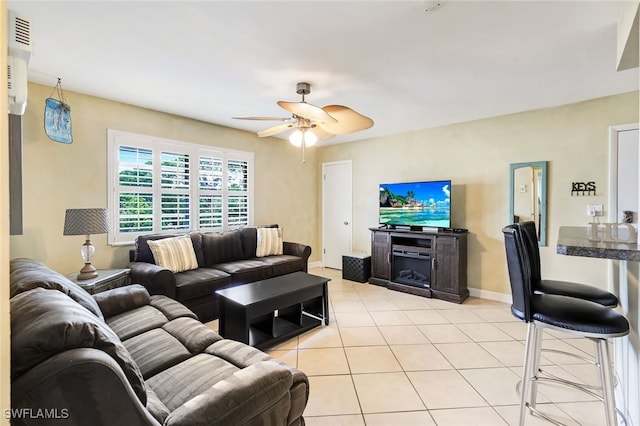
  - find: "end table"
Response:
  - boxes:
[66,268,130,294]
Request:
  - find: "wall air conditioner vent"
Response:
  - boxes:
[8,11,32,64]
[13,16,31,47]
[7,65,13,91]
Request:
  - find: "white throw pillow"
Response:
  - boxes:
[147,235,198,273]
[256,227,283,257]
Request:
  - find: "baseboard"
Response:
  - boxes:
[467,287,511,304]
[308,261,323,270]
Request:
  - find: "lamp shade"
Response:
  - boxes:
[63,208,110,236]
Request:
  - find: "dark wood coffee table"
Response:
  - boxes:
[216,271,330,349]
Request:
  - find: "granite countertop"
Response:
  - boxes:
[557,226,640,262]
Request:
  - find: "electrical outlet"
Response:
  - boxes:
[587,204,603,217]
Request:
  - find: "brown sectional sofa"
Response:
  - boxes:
[129,226,312,321]
[10,258,309,426]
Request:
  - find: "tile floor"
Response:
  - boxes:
[210,267,613,425]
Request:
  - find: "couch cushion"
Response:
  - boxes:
[11,287,147,405]
[239,227,258,259]
[256,227,283,257]
[202,230,244,266]
[147,235,199,273]
[135,233,205,267]
[163,361,292,426]
[254,255,304,277]
[122,328,192,379]
[213,259,273,284]
[10,258,104,320]
[106,305,169,341]
[146,353,239,411]
[162,317,222,352]
[93,284,151,318]
[150,295,199,321]
[174,268,231,301]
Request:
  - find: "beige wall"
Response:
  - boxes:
[317,91,640,297]
[9,83,320,274]
[1,2,10,422]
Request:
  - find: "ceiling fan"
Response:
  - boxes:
[233,82,374,149]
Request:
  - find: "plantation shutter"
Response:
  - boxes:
[160,151,190,231]
[199,155,224,229]
[117,145,154,234]
[227,159,249,227]
[108,129,253,244]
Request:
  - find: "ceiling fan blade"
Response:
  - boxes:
[310,126,335,141]
[233,116,291,121]
[318,105,374,135]
[277,101,338,124]
[257,123,294,138]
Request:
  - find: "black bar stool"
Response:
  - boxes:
[517,221,618,307]
[517,221,620,387]
[502,225,628,426]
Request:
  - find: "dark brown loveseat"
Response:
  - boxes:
[129,226,312,321]
[10,258,309,426]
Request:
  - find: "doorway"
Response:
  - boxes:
[322,160,352,269]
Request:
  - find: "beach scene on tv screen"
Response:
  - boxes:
[379,181,451,227]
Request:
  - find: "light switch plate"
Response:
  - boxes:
[587,204,603,216]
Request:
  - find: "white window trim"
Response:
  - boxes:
[107,129,254,246]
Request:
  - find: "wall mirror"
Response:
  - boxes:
[509,161,548,246]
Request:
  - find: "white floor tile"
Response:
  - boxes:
[299,267,622,423]
[407,370,488,409]
[352,372,426,413]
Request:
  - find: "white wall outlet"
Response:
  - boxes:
[587,204,603,217]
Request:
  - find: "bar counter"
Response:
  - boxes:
[557,225,640,261]
[557,226,639,425]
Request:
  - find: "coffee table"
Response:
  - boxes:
[216,271,330,349]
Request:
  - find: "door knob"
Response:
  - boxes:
[344,221,349,225]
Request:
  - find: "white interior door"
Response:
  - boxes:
[322,161,352,269]
[608,123,639,426]
[609,123,640,225]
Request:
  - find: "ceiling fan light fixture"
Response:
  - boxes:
[289,130,303,147]
[289,128,318,147]
[304,129,318,147]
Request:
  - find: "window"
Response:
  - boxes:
[108,129,253,245]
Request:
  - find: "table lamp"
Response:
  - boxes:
[63,208,110,280]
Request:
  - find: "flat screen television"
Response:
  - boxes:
[379,180,451,229]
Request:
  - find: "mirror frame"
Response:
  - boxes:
[509,161,548,246]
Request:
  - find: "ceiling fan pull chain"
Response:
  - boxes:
[302,138,306,163]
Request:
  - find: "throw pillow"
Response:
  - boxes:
[256,227,283,257]
[147,235,198,273]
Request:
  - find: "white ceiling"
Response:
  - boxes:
[7,1,639,145]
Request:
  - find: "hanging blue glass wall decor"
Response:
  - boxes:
[44,79,72,144]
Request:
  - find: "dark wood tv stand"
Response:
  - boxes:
[369,227,468,303]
